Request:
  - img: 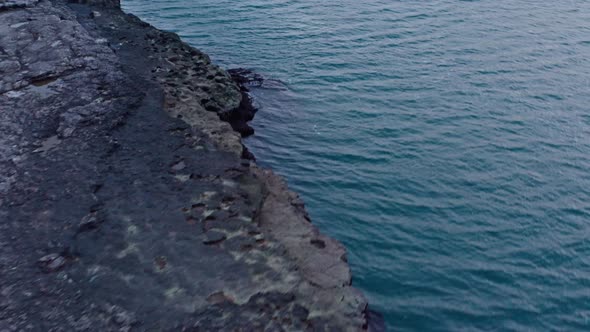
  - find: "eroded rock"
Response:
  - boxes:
[0,0,371,330]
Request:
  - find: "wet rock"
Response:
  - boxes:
[241,146,256,160]
[227,68,264,88]
[367,309,387,332]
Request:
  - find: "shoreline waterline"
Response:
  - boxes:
[122,0,590,330]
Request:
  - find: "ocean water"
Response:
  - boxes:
[121,1,590,330]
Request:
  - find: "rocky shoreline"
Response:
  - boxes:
[0,0,375,330]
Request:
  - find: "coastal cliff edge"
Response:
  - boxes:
[0,0,372,330]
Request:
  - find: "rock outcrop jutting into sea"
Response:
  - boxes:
[0,0,369,330]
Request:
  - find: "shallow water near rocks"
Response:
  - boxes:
[122,1,590,330]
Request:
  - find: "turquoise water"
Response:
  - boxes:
[122,1,590,330]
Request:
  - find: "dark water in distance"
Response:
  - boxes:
[122,1,590,330]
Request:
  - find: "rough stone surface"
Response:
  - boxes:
[0,0,39,10]
[69,0,120,8]
[0,0,370,330]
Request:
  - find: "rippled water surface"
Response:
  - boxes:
[122,1,590,330]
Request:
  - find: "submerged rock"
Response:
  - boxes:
[227,68,264,87]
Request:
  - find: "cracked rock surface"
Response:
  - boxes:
[0,0,369,330]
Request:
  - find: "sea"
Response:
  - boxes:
[122,1,590,330]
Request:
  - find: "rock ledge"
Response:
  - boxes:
[0,0,370,330]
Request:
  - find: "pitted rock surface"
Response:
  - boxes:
[0,0,369,331]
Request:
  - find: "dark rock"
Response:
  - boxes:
[292,304,309,321]
[241,146,256,161]
[69,0,120,8]
[367,308,387,332]
[310,238,326,249]
[227,68,264,88]
[202,231,226,245]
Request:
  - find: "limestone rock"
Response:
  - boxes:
[0,0,371,330]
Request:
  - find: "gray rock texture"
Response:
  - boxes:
[0,0,39,10]
[0,0,370,330]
